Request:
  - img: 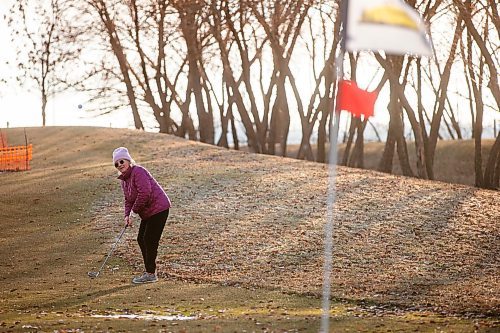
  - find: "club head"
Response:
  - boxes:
[88,271,99,278]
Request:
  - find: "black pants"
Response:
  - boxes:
[137,209,169,274]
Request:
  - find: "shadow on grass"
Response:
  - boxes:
[21,284,136,312]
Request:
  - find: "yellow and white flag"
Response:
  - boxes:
[345,0,433,57]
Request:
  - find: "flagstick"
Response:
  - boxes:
[320,111,342,333]
[320,1,348,332]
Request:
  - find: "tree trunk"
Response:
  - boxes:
[230,107,239,150]
[349,119,367,168]
[180,8,214,144]
[317,100,331,163]
[269,72,291,157]
[377,56,413,176]
[178,92,197,140]
[341,117,356,166]
[41,89,47,127]
[474,107,484,187]
[379,126,396,173]
[427,16,463,178]
[483,133,500,189]
[216,96,230,148]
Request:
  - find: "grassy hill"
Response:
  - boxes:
[288,139,497,187]
[339,139,497,186]
[0,126,498,332]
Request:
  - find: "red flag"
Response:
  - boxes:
[336,80,379,118]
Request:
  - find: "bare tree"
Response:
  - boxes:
[295,2,340,162]
[172,0,214,143]
[454,0,499,107]
[455,0,500,189]
[207,0,265,152]
[81,0,144,130]
[8,0,81,126]
[249,0,314,156]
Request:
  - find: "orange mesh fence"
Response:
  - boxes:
[0,132,6,148]
[0,144,33,171]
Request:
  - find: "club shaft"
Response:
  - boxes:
[95,225,127,274]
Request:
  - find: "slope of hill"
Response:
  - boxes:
[288,139,497,187]
[0,126,498,332]
[339,139,498,187]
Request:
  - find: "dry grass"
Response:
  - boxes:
[0,126,498,332]
[287,139,496,187]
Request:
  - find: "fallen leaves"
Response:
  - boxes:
[93,138,499,316]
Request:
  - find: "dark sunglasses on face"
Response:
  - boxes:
[115,159,126,168]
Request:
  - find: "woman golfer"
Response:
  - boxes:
[113,147,171,284]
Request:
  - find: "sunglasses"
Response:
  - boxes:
[114,159,126,168]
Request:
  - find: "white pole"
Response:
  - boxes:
[320,1,348,331]
[320,111,342,333]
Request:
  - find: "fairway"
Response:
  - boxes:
[0,126,498,332]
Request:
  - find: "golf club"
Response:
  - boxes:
[88,224,128,278]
